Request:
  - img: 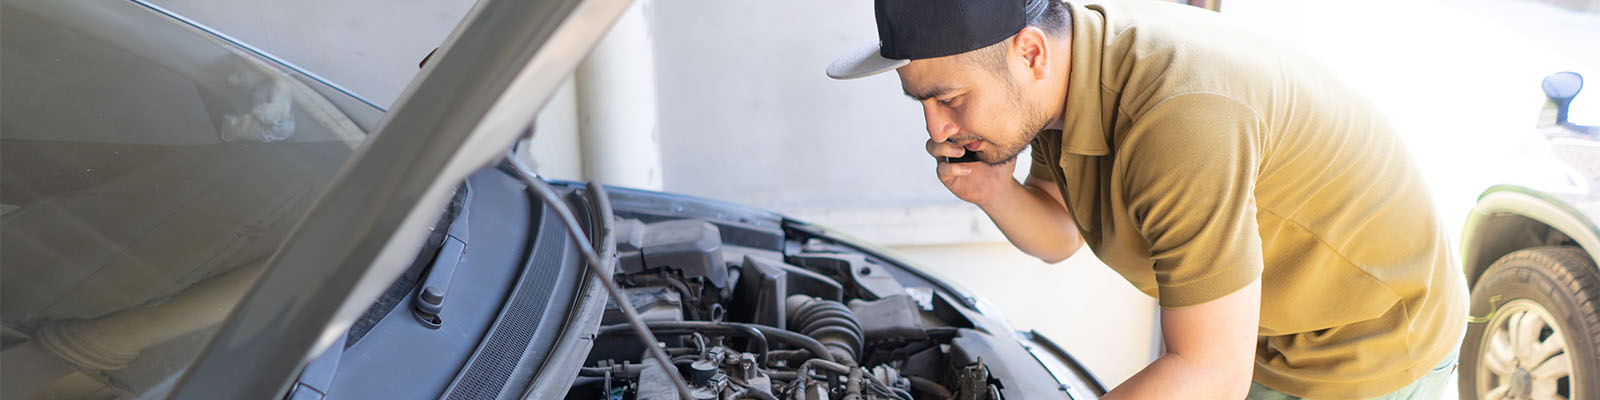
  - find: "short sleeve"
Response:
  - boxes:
[1122,93,1265,308]
[1028,130,1061,183]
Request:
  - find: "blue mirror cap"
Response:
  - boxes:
[1543,71,1583,101]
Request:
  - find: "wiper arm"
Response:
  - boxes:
[412,183,472,327]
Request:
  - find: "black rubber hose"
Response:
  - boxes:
[798,358,852,375]
[787,295,863,361]
[666,347,700,357]
[766,370,799,381]
[722,323,770,365]
[598,321,835,364]
[766,349,815,365]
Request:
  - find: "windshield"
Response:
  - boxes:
[0,0,381,398]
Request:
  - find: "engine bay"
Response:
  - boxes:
[566,217,1019,400]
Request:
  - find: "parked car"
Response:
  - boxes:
[0,0,1106,399]
[1457,71,1599,400]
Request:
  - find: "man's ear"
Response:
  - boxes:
[1011,27,1051,81]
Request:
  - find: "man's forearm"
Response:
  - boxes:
[1107,278,1261,399]
[1102,352,1252,400]
[977,180,1083,262]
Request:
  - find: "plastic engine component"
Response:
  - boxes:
[732,256,788,330]
[601,286,683,325]
[848,294,929,344]
[615,219,728,289]
[791,253,903,300]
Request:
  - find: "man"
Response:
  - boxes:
[825,0,1468,399]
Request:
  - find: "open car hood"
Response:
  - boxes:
[168,0,634,397]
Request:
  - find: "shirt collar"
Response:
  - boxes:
[1057,2,1111,157]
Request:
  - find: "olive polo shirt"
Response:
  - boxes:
[1027,1,1468,398]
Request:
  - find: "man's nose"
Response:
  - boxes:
[923,104,959,143]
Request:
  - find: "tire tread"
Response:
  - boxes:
[1497,246,1600,350]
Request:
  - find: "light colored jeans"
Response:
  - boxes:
[1245,350,1459,400]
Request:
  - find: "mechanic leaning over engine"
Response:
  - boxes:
[826,0,1468,399]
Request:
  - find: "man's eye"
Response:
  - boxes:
[938,97,958,106]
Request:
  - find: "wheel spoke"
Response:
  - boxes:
[1514,310,1545,361]
[1530,329,1566,366]
[1532,373,1566,400]
[1531,354,1571,381]
[1485,329,1517,375]
[1532,392,1568,400]
[1504,311,1526,361]
[1485,384,1511,400]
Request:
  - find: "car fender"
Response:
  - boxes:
[1462,184,1600,287]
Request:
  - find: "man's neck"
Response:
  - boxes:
[1043,34,1073,131]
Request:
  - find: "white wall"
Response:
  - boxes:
[646,1,941,211]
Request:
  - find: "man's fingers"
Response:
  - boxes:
[925,139,966,159]
[938,162,972,177]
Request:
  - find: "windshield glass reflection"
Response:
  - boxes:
[0,0,376,397]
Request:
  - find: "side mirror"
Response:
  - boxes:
[1543,71,1583,124]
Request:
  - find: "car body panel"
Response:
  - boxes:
[1462,133,1600,285]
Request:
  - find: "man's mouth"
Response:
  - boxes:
[961,141,982,152]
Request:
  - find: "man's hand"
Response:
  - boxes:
[927,139,1017,206]
[927,138,1085,263]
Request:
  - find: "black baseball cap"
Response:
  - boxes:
[827,0,1050,80]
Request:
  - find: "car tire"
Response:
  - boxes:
[1459,246,1600,400]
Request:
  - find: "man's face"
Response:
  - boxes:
[896,54,1051,165]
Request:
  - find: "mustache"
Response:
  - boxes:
[948,135,987,144]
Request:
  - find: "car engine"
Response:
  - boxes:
[567,217,1006,400]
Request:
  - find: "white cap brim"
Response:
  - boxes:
[826,42,911,80]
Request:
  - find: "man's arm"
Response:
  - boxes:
[975,175,1083,262]
[1106,277,1261,399]
[928,139,1083,263]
